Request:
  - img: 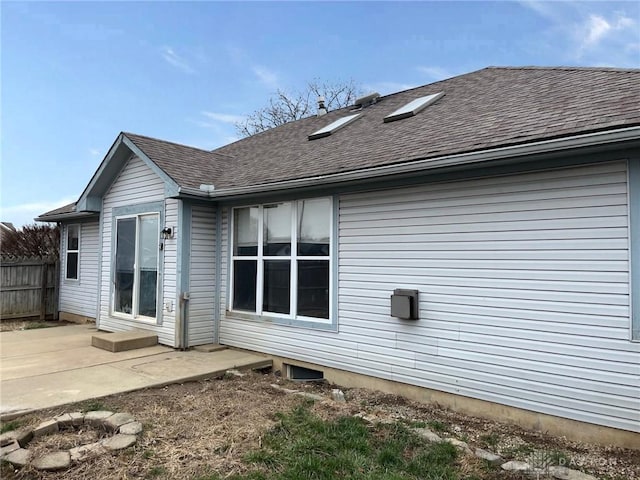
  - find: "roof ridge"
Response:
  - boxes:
[485,65,640,73]
[123,132,215,154]
[371,67,489,101]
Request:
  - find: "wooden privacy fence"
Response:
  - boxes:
[0,259,59,320]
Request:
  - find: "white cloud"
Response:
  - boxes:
[89,148,100,157]
[521,1,639,64]
[201,111,245,124]
[252,65,279,89]
[0,197,77,227]
[161,47,195,74]
[576,12,637,58]
[416,66,456,82]
[583,14,611,46]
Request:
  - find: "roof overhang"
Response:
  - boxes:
[177,125,640,201]
[74,133,180,214]
[34,211,100,223]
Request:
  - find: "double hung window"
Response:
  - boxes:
[231,198,332,322]
[65,225,80,280]
[113,213,159,320]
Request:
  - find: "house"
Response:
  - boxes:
[37,67,640,448]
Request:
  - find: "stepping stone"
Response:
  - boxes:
[69,412,85,426]
[548,466,599,480]
[84,410,114,427]
[0,439,20,458]
[33,419,58,438]
[332,389,346,402]
[104,412,135,432]
[54,413,74,428]
[0,427,34,448]
[0,432,14,447]
[33,451,71,471]
[474,447,503,465]
[69,441,104,461]
[102,434,137,451]
[119,422,143,435]
[3,448,31,467]
[445,437,473,454]
[15,428,34,448]
[501,460,532,472]
[413,428,442,443]
[270,383,299,394]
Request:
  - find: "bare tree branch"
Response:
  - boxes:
[1,224,60,260]
[236,79,362,137]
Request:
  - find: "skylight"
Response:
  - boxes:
[383,92,444,123]
[308,113,362,140]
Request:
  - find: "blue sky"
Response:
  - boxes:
[1,1,638,227]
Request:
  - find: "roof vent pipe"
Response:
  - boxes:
[354,92,380,108]
[317,96,327,116]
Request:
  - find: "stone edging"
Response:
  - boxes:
[0,411,142,471]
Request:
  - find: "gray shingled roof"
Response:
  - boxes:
[37,202,77,220]
[39,65,640,223]
[123,133,233,190]
[121,67,640,192]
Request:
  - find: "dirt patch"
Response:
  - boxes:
[1,371,637,479]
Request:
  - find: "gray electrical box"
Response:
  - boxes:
[390,289,419,320]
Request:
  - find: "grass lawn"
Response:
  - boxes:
[201,401,460,480]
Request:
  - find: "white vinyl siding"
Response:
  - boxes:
[98,156,177,346]
[59,221,99,318]
[220,207,229,321]
[164,199,179,335]
[188,204,216,346]
[220,161,640,432]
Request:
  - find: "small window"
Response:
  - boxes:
[384,92,444,123]
[66,225,80,280]
[230,198,332,322]
[286,364,324,382]
[308,114,362,140]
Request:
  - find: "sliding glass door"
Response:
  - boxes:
[114,213,159,320]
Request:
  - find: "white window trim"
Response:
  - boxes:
[229,198,333,324]
[65,224,81,282]
[111,212,160,323]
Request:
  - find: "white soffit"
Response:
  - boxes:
[308,113,362,140]
[384,92,445,123]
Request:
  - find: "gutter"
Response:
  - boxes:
[34,211,100,223]
[178,126,640,199]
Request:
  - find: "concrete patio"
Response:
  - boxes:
[0,324,271,419]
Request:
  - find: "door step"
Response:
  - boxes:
[92,330,158,352]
